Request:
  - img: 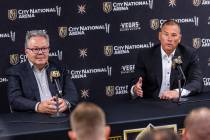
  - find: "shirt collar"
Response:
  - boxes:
[28,59,49,72]
[160,46,176,59]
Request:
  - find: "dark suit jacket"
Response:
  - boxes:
[6,60,79,112]
[131,44,203,99]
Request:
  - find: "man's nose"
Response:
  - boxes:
[37,49,44,54]
[167,36,172,42]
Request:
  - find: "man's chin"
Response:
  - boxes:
[35,60,48,65]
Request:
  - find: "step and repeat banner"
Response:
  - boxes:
[0,0,210,113]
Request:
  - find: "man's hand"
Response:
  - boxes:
[57,98,68,112]
[133,77,143,97]
[159,90,179,100]
[37,98,57,114]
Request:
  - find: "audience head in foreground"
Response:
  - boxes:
[136,128,179,140]
[183,107,210,140]
[69,102,110,140]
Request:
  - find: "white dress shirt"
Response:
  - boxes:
[131,47,190,98]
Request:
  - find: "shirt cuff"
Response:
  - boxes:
[35,102,40,112]
[174,88,191,97]
[130,85,140,99]
[130,86,135,96]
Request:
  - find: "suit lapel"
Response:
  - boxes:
[170,47,181,89]
[46,65,57,97]
[154,46,162,89]
[25,61,41,101]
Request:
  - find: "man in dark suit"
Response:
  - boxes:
[6,30,78,114]
[131,20,203,100]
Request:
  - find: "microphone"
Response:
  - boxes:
[50,70,62,97]
[50,70,66,118]
[172,56,186,81]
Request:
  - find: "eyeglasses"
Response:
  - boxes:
[27,47,50,54]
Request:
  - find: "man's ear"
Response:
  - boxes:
[182,128,188,140]
[158,31,161,41]
[68,130,77,140]
[25,48,28,54]
[105,126,111,140]
[179,34,182,43]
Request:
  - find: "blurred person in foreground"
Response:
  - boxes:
[136,129,180,140]
[182,107,210,140]
[68,102,110,140]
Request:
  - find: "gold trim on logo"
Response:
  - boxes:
[103,2,112,14]
[150,19,160,30]
[106,86,115,96]
[192,38,201,49]
[193,0,202,6]
[58,27,68,38]
[8,9,17,21]
[104,46,113,56]
[10,54,19,65]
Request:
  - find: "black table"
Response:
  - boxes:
[1,93,210,140]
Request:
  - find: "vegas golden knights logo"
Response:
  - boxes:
[51,71,61,78]
[104,45,113,56]
[103,2,112,14]
[10,54,19,65]
[58,27,67,38]
[106,86,115,97]
[193,0,202,6]
[193,38,201,49]
[150,19,160,30]
[8,9,17,21]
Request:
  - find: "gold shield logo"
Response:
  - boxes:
[104,45,113,56]
[51,71,61,78]
[8,9,17,21]
[150,19,160,30]
[192,38,201,49]
[58,27,67,38]
[103,2,112,14]
[193,0,202,6]
[10,54,19,65]
[106,86,115,97]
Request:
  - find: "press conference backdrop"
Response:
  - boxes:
[0,0,210,113]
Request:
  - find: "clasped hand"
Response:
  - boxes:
[37,96,67,114]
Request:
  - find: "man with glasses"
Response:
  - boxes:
[6,30,78,114]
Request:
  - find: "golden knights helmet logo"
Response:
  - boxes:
[150,19,160,30]
[193,0,202,6]
[50,70,61,78]
[8,9,17,21]
[10,54,19,65]
[50,70,61,82]
[104,45,113,56]
[106,86,115,97]
[103,2,112,14]
[192,38,202,49]
[58,27,68,38]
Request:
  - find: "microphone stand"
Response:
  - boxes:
[51,79,66,118]
[175,73,188,104]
